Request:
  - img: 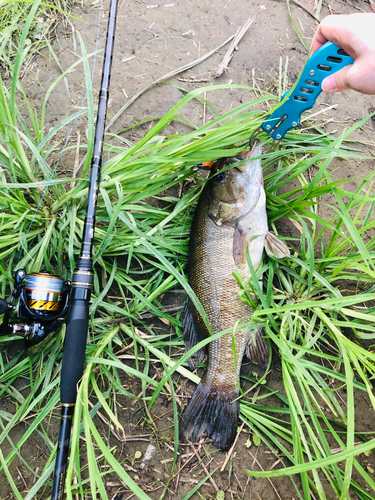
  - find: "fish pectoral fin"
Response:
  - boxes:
[233,224,251,267]
[246,327,269,368]
[265,231,290,259]
[182,296,207,369]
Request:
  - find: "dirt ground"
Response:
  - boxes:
[2,0,375,499]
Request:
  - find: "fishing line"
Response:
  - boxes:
[17,0,105,265]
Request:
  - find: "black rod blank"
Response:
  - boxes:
[51,1,118,498]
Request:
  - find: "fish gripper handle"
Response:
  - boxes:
[262,42,354,140]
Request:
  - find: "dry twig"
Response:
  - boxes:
[220,422,244,471]
[103,304,184,325]
[213,16,255,78]
[249,452,283,500]
[71,130,81,189]
[189,443,220,492]
[291,0,321,22]
[106,34,237,129]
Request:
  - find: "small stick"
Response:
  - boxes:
[17,467,28,490]
[165,448,198,482]
[132,372,158,405]
[220,421,244,471]
[203,91,207,126]
[71,130,81,189]
[189,443,219,492]
[301,104,338,122]
[87,400,125,441]
[106,34,237,129]
[125,493,135,500]
[73,464,79,500]
[140,305,184,318]
[251,68,261,97]
[100,305,184,325]
[113,391,126,441]
[161,452,193,464]
[174,459,180,495]
[291,0,321,22]
[122,55,136,63]
[249,452,283,500]
[32,467,40,485]
[164,380,183,406]
[213,16,255,78]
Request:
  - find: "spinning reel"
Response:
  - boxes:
[0,270,71,353]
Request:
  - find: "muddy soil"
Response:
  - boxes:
[2,0,375,499]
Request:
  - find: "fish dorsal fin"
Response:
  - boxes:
[233,224,251,267]
[265,232,290,259]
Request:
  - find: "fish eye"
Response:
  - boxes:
[214,172,226,183]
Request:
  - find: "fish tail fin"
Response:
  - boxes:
[180,381,238,451]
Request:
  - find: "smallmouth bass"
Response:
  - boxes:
[180,141,289,450]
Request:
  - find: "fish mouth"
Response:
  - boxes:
[207,141,264,226]
[244,142,262,178]
[232,142,263,189]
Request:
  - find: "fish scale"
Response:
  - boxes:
[190,194,257,384]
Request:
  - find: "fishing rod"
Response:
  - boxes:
[0,0,118,497]
[51,0,118,496]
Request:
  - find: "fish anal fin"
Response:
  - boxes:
[246,327,269,368]
[182,297,207,369]
[233,224,251,267]
[180,381,238,451]
[265,231,290,259]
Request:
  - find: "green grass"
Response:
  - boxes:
[1,2,375,500]
[0,0,82,75]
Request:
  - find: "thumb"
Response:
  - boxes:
[321,65,352,93]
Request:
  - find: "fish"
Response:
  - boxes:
[180,141,290,451]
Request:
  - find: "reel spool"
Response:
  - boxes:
[24,273,64,314]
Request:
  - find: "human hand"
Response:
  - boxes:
[311,13,375,94]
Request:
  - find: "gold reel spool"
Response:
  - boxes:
[24,273,64,313]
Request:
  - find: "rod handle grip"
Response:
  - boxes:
[60,298,89,404]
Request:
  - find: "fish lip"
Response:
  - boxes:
[245,140,262,160]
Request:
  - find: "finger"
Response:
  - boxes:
[317,14,359,58]
[310,27,328,54]
[321,65,352,93]
[310,39,325,54]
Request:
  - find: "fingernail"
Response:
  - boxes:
[322,75,338,93]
